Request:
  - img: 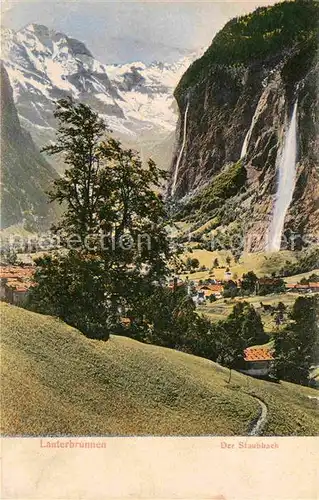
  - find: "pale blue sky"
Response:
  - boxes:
[2,1,282,64]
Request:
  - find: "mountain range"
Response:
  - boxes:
[1,2,318,250]
[1,23,200,173]
[0,63,58,229]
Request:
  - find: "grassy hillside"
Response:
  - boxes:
[177,162,247,221]
[180,248,299,280]
[198,294,302,333]
[1,303,318,436]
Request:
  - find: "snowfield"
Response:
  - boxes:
[1,23,203,170]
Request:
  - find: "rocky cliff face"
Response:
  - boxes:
[0,64,58,229]
[170,1,319,252]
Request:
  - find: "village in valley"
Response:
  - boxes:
[1,244,319,382]
[2,249,319,308]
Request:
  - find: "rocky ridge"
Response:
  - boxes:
[170,1,319,252]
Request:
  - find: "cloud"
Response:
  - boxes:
[1,0,284,64]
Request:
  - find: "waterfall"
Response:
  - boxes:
[266,100,298,252]
[171,98,190,196]
[240,129,250,159]
[240,105,260,159]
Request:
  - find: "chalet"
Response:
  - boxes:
[0,266,34,305]
[6,282,32,305]
[240,346,274,378]
[196,284,224,300]
[286,282,319,294]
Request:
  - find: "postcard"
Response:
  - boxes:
[1,0,318,499]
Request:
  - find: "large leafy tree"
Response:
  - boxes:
[241,271,258,294]
[273,295,319,385]
[215,302,268,382]
[42,98,109,241]
[27,98,173,338]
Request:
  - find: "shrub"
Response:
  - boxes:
[279,247,319,277]
[176,162,247,223]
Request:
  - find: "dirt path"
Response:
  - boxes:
[248,396,268,436]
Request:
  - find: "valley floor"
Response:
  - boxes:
[197,293,301,333]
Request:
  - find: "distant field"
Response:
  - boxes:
[0,225,34,238]
[181,248,299,280]
[17,251,48,264]
[284,269,319,283]
[198,293,303,332]
[1,303,318,436]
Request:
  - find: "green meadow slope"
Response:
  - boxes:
[1,303,318,436]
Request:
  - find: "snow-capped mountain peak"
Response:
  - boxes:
[1,24,201,171]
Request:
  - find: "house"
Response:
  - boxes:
[192,290,206,305]
[240,346,274,378]
[196,284,224,300]
[286,282,319,294]
[4,281,33,305]
[0,266,34,305]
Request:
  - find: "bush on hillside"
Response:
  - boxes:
[272,295,319,385]
[179,162,247,219]
[279,247,319,277]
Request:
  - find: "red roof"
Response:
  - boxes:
[0,273,18,279]
[7,281,34,292]
[258,278,281,285]
[198,284,224,292]
[244,347,274,362]
[0,266,34,280]
[286,283,319,289]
